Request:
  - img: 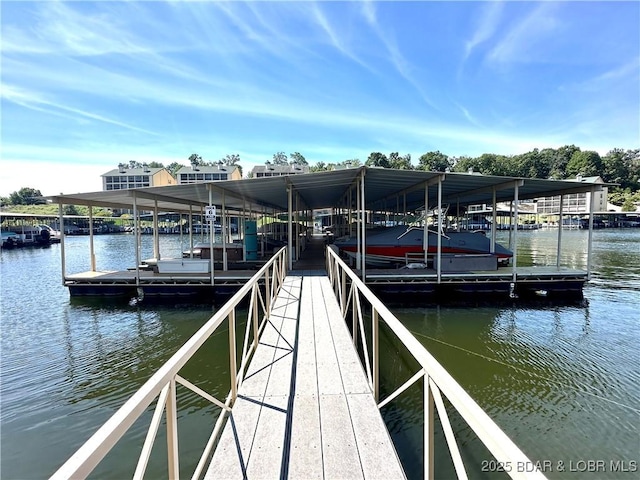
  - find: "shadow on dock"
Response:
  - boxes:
[291,234,328,272]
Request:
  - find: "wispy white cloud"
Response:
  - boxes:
[487,3,562,65]
[464,1,504,60]
[3,1,155,56]
[1,85,159,135]
[358,2,437,109]
[564,57,640,92]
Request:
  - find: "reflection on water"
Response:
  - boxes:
[1,230,639,478]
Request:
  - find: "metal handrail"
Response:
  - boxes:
[50,247,288,480]
[326,245,546,480]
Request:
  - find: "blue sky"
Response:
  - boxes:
[1,1,638,196]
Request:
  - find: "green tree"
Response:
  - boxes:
[310,161,328,172]
[626,149,640,190]
[8,187,45,205]
[289,152,308,166]
[550,145,581,179]
[389,152,413,170]
[451,155,473,172]
[64,204,80,215]
[166,162,184,177]
[272,152,288,165]
[365,152,390,168]
[221,154,241,166]
[566,150,603,178]
[418,151,451,172]
[604,148,640,190]
[621,198,636,211]
[512,149,551,179]
[188,153,203,168]
[220,154,242,176]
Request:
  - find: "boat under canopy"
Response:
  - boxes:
[334,225,513,268]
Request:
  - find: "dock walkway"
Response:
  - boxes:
[206,273,405,479]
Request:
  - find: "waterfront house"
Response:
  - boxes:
[175,163,241,184]
[102,164,176,191]
[251,162,310,177]
[536,176,608,215]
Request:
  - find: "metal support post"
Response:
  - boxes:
[154,200,160,260]
[222,190,228,271]
[208,187,215,285]
[356,185,361,270]
[288,186,293,270]
[491,188,497,254]
[437,178,442,282]
[133,193,140,287]
[557,194,564,269]
[188,205,194,258]
[89,206,96,271]
[587,187,596,279]
[423,182,429,264]
[512,181,520,283]
[58,203,66,283]
[360,171,366,281]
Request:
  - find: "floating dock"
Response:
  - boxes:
[64,238,587,302]
[48,166,606,302]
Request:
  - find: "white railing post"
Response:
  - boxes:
[252,285,259,350]
[425,375,434,480]
[352,291,358,347]
[372,308,379,401]
[166,378,180,480]
[341,267,346,311]
[265,267,271,314]
[229,309,238,402]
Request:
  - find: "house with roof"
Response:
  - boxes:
[535,176,608,215]
[250,162,310,178]
[175,163,241,184]
[102,164,176,191]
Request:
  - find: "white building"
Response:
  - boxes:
[536,176,608,215]
[102,164,175,191]
[251,163,309,178]
[176,164,241,184]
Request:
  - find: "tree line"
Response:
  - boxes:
[2,146,638,209]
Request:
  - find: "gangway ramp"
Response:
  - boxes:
[206,274,405,479]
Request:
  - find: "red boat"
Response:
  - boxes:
[334,225,513,268]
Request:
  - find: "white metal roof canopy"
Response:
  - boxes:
[47,167,611,215]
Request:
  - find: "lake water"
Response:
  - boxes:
[1,229,638,479]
